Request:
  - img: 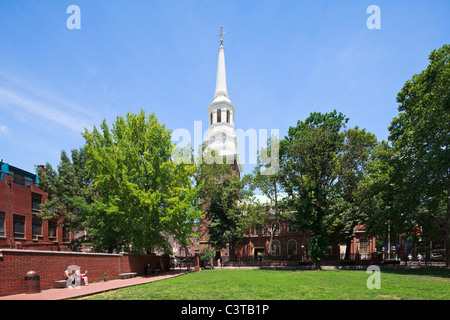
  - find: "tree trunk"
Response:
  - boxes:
[344,237,352,260]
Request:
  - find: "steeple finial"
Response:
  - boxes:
[219,25,226,45]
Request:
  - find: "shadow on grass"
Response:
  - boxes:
[378,267,450,279]
[244,266,450,279]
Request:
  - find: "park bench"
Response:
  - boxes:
[54,277,86,288]
[119,272,137,279]
[54,280,68,288]
[55,265,87,288]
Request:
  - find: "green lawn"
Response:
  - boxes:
[79,268,450,300]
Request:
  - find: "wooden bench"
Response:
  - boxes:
[119,272,137,279]
[54,280,67,288]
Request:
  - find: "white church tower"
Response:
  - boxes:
[204,27,243,176]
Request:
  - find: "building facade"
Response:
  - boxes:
[0,161,71,251]
[235,217,377,262]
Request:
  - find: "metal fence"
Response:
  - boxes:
[222,251,446,268]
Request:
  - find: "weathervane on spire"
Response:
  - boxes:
[219,25,226,45]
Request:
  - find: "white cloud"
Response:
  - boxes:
[0,86,89,133]
[0,125,9,133]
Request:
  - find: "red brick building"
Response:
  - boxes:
[0,161,71,251]
[234,215,376,262]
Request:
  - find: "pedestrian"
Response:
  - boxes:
[417,253,423,265]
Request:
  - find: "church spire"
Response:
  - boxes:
[204,27,243,175]
[214,26,229,101]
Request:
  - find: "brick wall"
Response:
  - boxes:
[0,249,169,297]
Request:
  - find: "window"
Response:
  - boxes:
[287,222,297,233]
[210,112,213,125]
[63,228,70,243]
[227,110,230,123]
[287,239,297,255]
[32,218,42,240]
[0,212,5,237]
[217,109,221,123]
[271,240,280,256]
[13,215,25,239]
[254,224,263,235]
[272,222,280,235]
[12,172,25,186]
[359,238,369,255]
[32,193,42,213]
[48,221,57,241]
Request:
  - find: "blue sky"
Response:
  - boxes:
[0,0,449,175]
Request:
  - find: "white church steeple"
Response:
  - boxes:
[214,44,229,101]
[204,28,242,175]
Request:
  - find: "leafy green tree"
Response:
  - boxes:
[243,136,290,256]
[356,142,408,255]
[82,110,201,254]
[388,44,450,267]
[334,127,378,259]
[38,148,94,251]
[203,174,248,259]
[199,246,216,269]
[280,110,348,266]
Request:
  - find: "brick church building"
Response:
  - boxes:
[188,32,376,265]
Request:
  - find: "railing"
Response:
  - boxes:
[222,251,446,267]
[0,170,37,187]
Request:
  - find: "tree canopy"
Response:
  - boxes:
[388,44,450,267]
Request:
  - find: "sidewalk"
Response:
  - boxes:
[0,270,188,300]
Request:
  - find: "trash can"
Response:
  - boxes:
[25,270,40,294]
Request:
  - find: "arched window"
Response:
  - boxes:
[227,110,230,123]
[217,109,221,123]
[287,239,297,256]
[271,240,281,256]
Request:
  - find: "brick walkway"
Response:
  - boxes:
[0,270,188,300]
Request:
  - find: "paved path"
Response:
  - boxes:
[0,270,188,300]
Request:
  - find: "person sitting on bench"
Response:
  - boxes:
[64,269,77,284]
[77,269,89,286]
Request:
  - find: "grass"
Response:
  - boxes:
[79,268,450,300]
